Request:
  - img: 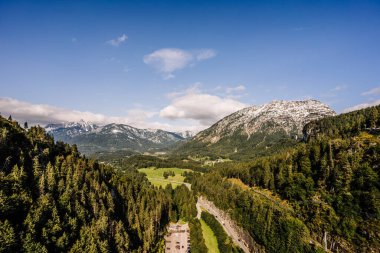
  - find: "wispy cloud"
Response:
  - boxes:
[321,85,348,99]
[361,86,380,96]
[343,99,380,113]
[195,49,217,61]
[160,84,247,126]
[107,34,128,47]
[226,85,246,94]
[143,48,216,79]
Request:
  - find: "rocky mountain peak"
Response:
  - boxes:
[195,99,336,143]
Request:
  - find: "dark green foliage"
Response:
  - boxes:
[0,220,16,253]
[201,211,243,253]
[191,173,312,253]
[90,149,138,165]
[0,116,170,252]
[164,184,197,222]
[119,154,208,173]
[304,104,380,141]
[163,170,175,179]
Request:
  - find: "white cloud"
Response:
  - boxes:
[194,49,217,61]
[159,85,247,126]
[143,48,216,79]
[226,85,246,94]
[321,85,348,99]
[0,97,156,127]
[107,34,128,47]
[361,87,380,96]
[343,99,380,113]
[0,97,207,133]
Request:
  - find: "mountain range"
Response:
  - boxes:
[45,100,335,159]
[45,120,194,155]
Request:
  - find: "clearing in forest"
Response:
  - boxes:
[138,167,192,188]
[200,219,220,253]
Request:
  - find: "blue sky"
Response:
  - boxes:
[1,0,380,131]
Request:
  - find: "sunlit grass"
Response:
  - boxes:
[200,219,220,253]
[138,167,192,188]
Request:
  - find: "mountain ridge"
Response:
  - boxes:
[175,99,336,159]
[45,121,193,155]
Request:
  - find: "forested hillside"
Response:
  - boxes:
[0,116,171,252]
[188,105,380,252]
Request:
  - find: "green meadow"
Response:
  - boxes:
[138,167,192,188]
[200,219,220,253]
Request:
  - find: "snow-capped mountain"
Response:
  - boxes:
[45,121,187,155]
[195,99,336,143]
[177,100,336,159]
[45,120,99,136]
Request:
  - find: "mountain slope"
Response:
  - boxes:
[176,100,336,159]
[46,121,186,155]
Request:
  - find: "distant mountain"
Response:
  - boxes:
[45,121,189,155]
[175,130,196,139]
[175,100,336,159]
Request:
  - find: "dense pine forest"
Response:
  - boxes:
[0,115,172,252]
[0,115,207,253]
[187,105,380,252]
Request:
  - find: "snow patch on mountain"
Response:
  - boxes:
[45,120,193,148]
[195,100,336,143]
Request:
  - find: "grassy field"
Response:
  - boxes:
[200,219,220,253]
[138,167,192,188]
